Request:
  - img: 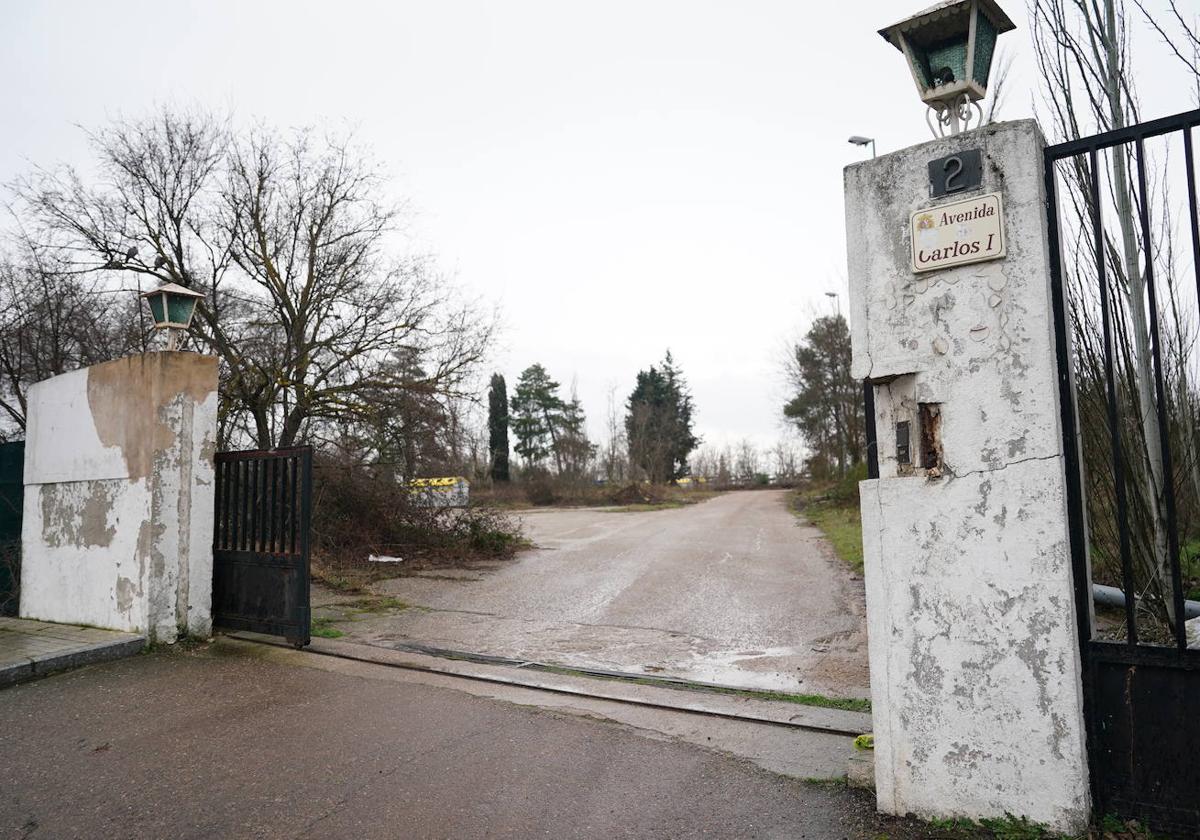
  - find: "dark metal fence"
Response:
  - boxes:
[212,446,311,647]
[1046,108,1200,833]
[0,441,24,617]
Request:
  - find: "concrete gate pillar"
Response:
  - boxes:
[19,352,218,643]
[846,120,1090,832]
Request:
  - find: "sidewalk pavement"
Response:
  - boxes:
[0,637,929,840]
[0,616,145,688]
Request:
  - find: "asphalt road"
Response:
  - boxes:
[333,490,869,698]
[0,643,906,840]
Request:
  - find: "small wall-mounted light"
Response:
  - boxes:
[879,0,1015,137]
[140,282,204,351]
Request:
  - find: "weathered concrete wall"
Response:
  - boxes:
[19,353,218,642]
[846,120,1090,832]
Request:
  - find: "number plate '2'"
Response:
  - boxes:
[928,149,982,198]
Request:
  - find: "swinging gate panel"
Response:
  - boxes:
[211,446,311,647]
[1045,108,1200,833]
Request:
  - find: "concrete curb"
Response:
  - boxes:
[225,632,873,737]
[0,635,147,689]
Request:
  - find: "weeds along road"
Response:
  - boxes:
[321,489,869,699]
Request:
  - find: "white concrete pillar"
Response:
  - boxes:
[846,120,1090,832]
[19,352,218,643]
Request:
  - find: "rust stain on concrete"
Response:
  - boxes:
[86,353,217,481]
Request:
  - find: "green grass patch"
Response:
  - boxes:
[790,469,865,574]
[924,813,1068,839]
[801,776,847,789]
[1181,539,1200,601]
[337,595,410,614]
[1097,813,1166,839]
[723,686,870,713]
[803,501,865,574]
[311,617,344,639]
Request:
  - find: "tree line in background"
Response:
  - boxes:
[0,106,868,498]
[0,105,527,579]
[0,105,797,495]
[481,347,819,492]
[485,351,704,487]
[0,106,495,475]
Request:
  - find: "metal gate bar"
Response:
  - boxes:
[212,446,311,647]
[1046,108,1200,833]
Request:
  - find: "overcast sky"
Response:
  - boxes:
[0,1,1191,451]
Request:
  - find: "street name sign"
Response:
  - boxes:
[910,192,1006,273]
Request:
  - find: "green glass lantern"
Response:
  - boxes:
[141,282,204,350]
[879,0,1015,135]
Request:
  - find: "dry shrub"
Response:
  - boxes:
[310,455,524,586]
[607,483,659,506]
[474,477,716,509]
[523,473,559,506]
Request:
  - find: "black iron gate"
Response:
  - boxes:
[212,446,311,647]
[0,441,24,617]
[1046,109,1200,833]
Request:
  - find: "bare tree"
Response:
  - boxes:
[0,229,141,434]
[771,439,802,483]
[1030,0,1200,632]
[734,439,759,483]
[690,444,720,480]
[600,384,629,482]
[10,107,495,451]
[1131,0,1200,103]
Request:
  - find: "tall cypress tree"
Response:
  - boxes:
[487,373,510,482]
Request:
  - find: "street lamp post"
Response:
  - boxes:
[824,291,842,319]
[848,136,876,158]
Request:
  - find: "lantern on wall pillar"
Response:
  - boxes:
[879,0,1015,137]
[141,282,204,351]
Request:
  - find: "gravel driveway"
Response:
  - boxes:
[320,490,869,698]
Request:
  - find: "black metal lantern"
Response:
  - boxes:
[141,282,204,350]
[879,0,1015,135]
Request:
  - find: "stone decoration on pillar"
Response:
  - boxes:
[19,352,218,643]
[845,119,1090,832]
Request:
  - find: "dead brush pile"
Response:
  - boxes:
[605,482,661,506]
[310,455,525,589]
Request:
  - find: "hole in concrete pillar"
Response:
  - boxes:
[919,403,942,471]
[895,421,911,466]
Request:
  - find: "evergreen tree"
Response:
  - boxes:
[487,373,510,482]
[511,364,563,471]
[511,364,594,476]
[625,350,699,483]
[556,389,596,476]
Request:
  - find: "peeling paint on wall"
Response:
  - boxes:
[38,480,120,548]
[20,352,218,643]
[848,121,1090,834]
[86,353,216,481]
